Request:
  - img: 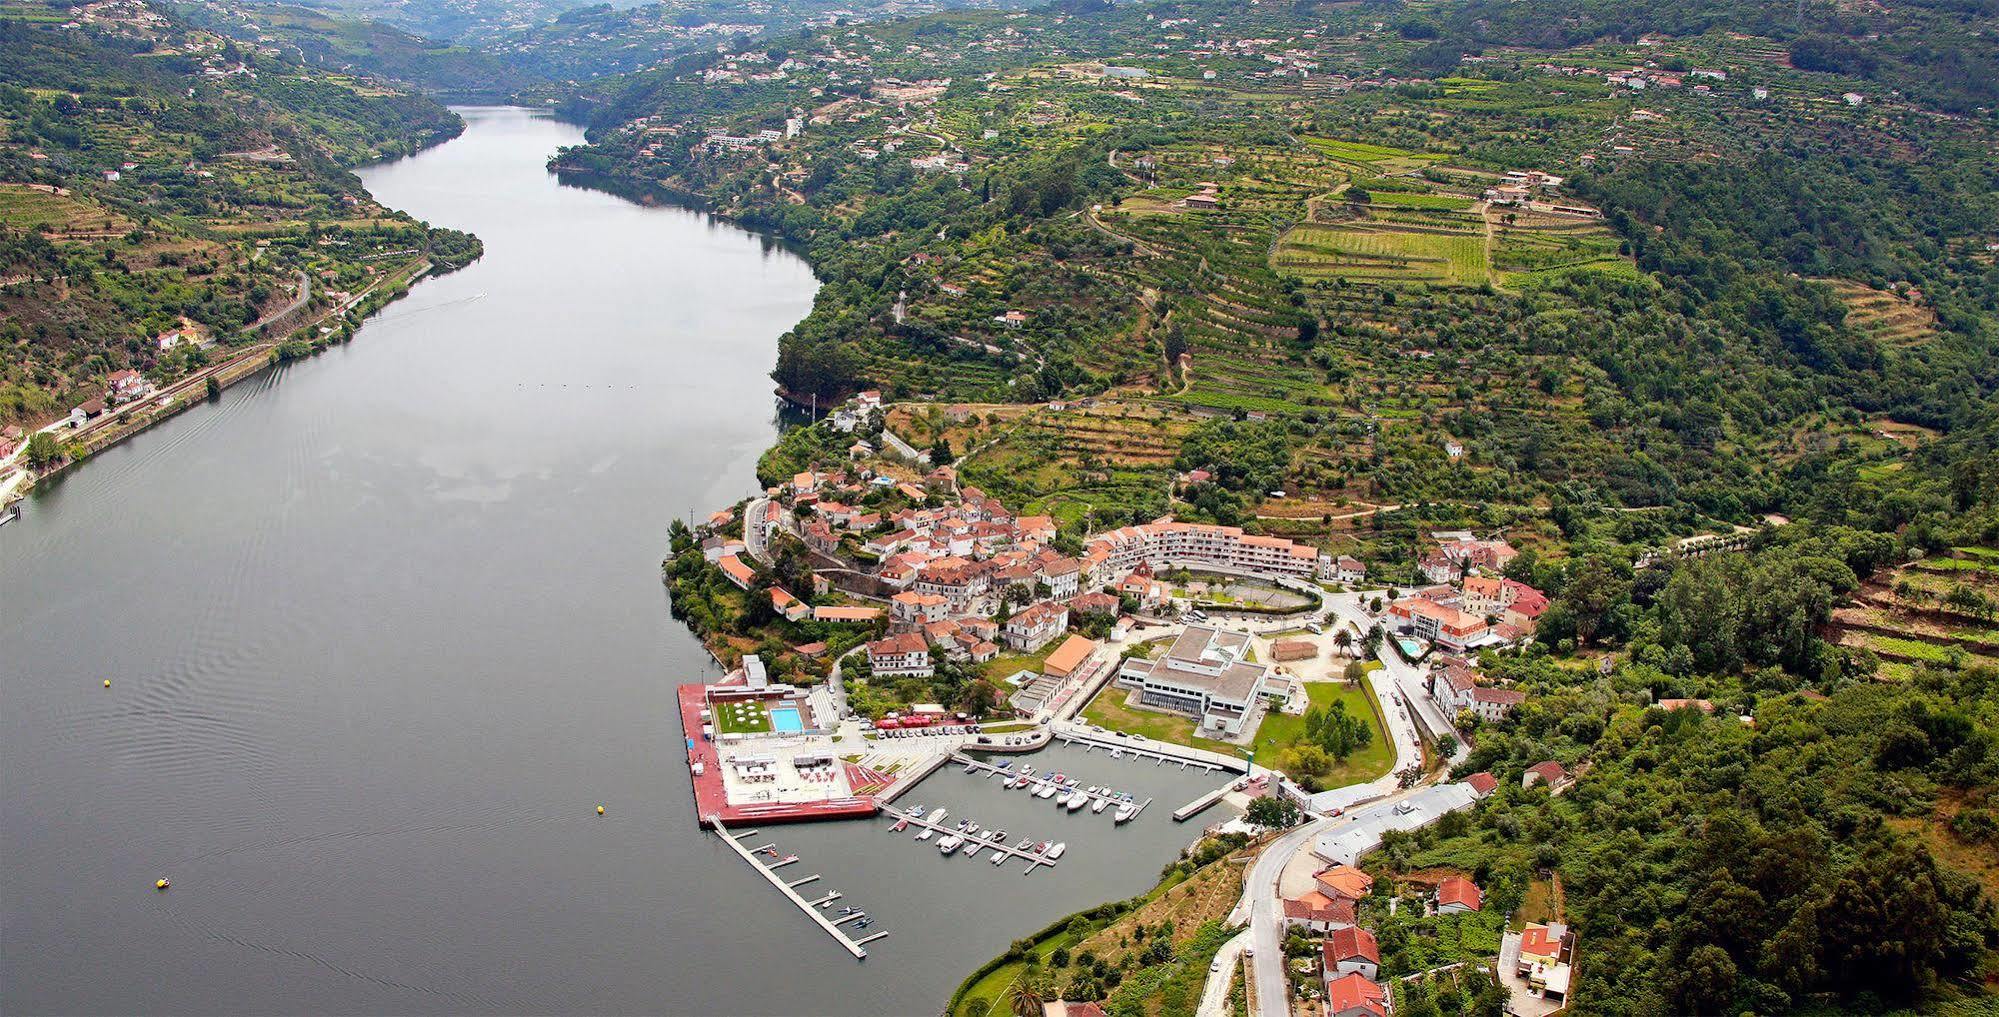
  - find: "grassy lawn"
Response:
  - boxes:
[1247,680,1394,785]
[980,641,1061,684]
[713,700,772,735]
[1080,687,1209,748]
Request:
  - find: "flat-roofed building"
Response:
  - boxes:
[1114,624,1271,736]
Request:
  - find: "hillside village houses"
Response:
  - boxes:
[690,392,1393,733]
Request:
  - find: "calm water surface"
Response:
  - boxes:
[0,107,1212,1015]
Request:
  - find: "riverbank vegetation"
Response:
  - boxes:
[0,8,478,428]
[949,832,1252,1017]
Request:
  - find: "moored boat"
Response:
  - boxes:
[1046,842,1067,860]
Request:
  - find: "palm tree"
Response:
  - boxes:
[1332,627,1353,656]
[1009,982,1043,1017]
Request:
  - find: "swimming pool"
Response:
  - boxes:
[1397,637,1426,658]
[770,706,805,733]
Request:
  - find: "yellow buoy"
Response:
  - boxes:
[596,805,606,815]
[155,878,169,890]
[104,679,112,688]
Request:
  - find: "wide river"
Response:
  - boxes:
[0,107,1210,1015]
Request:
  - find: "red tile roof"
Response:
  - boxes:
[1436,876,1482,911]
[1325,926,1380,964]
[1281,891,1356,926]
[1324,972,1386,1017]
[1464,771,1499,796]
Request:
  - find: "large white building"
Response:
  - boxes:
[1084,519,1326,584]
[1114,624,1272,736]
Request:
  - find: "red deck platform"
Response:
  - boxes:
[677,684,879,828]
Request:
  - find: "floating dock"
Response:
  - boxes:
[878,804,1063,874]
[952,753,1154,819]
[712,821,876,960]
[1054,732,1238,772]
[1172,781,1238,822]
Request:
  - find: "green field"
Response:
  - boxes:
[1080,687,1207,747]
[0,184,130,233]
[1247,679,1394,787]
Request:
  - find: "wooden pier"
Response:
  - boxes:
[878,804,1063,874]
[712,820,876,960]
[951,753,1155,819]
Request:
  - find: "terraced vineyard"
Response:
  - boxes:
[1275,221,1489,285]
[1833,548,1999,678]
[1821,278,1939,347]
[957,401,1184,529]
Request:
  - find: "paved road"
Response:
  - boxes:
[1197,928,1252,1017]
[1232,815,1335,1016]
[742,496,774,563]
[246,270,311,333]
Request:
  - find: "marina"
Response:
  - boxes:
[878,805,1067,874]
[951,753,1156,819]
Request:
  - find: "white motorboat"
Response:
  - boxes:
[916,826,934,841]
[1045,842,1067,860]
[991,849,1007,865]
[1035,783,1058,799]
[1066,793,1087,812]
[1114,804,1137,824]
[938,834,963,853]
[1091,798,1109,813]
